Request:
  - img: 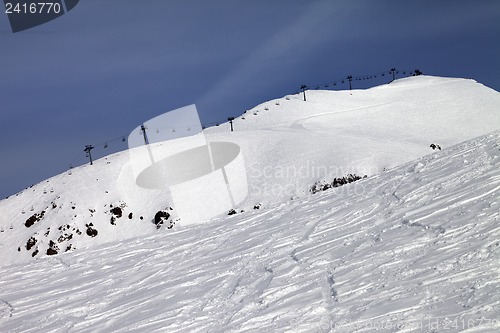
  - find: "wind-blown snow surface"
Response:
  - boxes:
[1,130,499,332]
[0,75,500,331]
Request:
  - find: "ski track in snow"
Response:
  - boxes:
[1,131,499,332]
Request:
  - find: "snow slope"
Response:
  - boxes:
[2,76,499,267]
[207,75,500,206]
[0,75,498,253]
[0,130,499,332]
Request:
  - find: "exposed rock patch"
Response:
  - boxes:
[57,233,73,243]
[86,223,98,237]
[26,237,37,251]
[110,207,122,218]
[25,211,46,228]
[153,210,174,229]
[46,240,59,256]
[311,174,366,194]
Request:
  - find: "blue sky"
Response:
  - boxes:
[0,0,499,198]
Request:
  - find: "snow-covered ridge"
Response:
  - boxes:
[0,75,499,267]
[0,129,498,332]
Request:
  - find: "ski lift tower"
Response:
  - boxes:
[84,145,94,165]
[390,68,396,82]
[300,85,307,101]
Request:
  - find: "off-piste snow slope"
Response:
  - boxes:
[0,76,499,332]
